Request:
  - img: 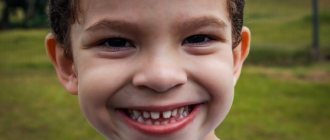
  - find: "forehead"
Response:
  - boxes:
[77,0,230,28]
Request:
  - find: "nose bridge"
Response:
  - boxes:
[132,48,187,93]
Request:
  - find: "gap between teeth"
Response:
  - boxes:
[128,106,191,125]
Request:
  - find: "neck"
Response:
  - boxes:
[204,131,220,140]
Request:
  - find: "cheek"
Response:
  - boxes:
[194,58,234,108]
[75,62,134,135]
[188,51,234,101]
[202,62,234,129]
[76,60,133,113]
[187,52,234,128]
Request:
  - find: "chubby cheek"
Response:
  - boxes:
[78,68,117,107]
[76,61,132,132]
[188,52,234,130]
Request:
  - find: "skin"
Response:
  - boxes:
[45,0,250,140]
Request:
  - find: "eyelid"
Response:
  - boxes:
[81,32,133,48]
[182,34,218,46]
[102,37,134,46]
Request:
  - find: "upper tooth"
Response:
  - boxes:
[183,111,188,117]
[150,112,160,119]
[171,109,177,117]
[179,107,184,115]
[163,111,171,119]
[132,110,141,120]
[143,111,150,119]
[184,106,189,111]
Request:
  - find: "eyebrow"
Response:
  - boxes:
[85,16,228,36]
[85,19,142,35]
[174,16,228,32]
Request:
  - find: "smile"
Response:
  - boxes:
[117,103,201,135]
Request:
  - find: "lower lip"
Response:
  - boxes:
[118,105,201,135]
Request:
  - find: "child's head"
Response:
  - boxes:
[45,0,250,140]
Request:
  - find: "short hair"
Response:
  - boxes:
[48,0,245,56]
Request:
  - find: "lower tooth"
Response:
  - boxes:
[170,118,176,123]
[146,120,152,125]
[137,116,144,123]
[154,121,160,125]
[161,120,169,125]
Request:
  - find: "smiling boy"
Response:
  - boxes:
[45,0,250,140]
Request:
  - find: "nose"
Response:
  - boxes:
[132,56,187,93]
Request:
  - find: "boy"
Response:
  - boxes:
[45,0,250,140]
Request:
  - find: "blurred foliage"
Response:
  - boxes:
[244,0,330,65]
[0,0,48,28]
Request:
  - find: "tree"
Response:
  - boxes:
[311,0,320,60]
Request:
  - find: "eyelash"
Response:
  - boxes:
[99,37,135,51]
[97,34,215,51]
[182,34,215,46]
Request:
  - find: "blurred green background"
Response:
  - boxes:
[0,0,329,140]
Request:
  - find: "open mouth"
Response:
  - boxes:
[116,103,201,135]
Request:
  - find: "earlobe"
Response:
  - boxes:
[232,27,251,86]
[45,33,78,95]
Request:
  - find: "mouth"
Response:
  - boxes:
[116,103,202,135]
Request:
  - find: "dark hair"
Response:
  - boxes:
[48,0,245,56]
[228,0,245,48]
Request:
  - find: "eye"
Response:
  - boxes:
[100,37,135,51]
[182,35,214,46]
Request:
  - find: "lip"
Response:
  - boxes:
[117,104,201,135]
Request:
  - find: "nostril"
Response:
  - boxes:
[150,81,183,93]
[132,71,187,93]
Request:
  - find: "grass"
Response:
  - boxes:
[245,0,330,65]
[0,0,330,139]
[218,64,330,140]
[0,29,103,139]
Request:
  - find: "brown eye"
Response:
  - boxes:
[183,35,213,46]
[101,37,135,51]
[103,38,133,47]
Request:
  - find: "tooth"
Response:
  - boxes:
[184,106,189,114]
[171,109,177,117]
[170,118,176,123]
[130,111,135,119]
[183,111,188,117]
[146,120,152,125]
[179,114,184,119]
[163,111,171,119]
[150,112,160,119]
[179,107,184,115]
[143,111,150,119]
[154,121,160,125]
[161,120,169,125]
[132,110,141,120]
[137,116,144,123]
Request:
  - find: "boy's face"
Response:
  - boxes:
[46,0,250,140]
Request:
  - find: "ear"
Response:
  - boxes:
[45,33,78,95]
[233,26,251,86]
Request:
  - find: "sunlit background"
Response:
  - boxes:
[0,0,329,139]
